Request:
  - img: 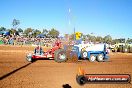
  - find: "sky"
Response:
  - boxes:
[0,0,132,39]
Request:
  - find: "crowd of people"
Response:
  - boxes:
[0,35,58,47]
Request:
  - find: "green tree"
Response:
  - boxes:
[12,19,20,29]
[96,36,103,43]
[33,29,41,37]
[18,28,23,33]
[42,29,48,37]
[119,38,125,43]
[8,28,16,34]
[12,19,20,35]
[82,34,86,41]
[103,35,112,44]
[86,34,91,40]
[24,28,33,37]
[112,39,120,44]
[90,36,96,43]
[86,34,96,42]
[48,28,59,38]
[126,38,132,43]
[112,38,126,44]
[0,27,6,31]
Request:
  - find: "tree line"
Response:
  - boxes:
[1,26,132,44]
[0,26,60,38]
[0,19,132,44]
[0,19,60,38]
[69,33,132,44]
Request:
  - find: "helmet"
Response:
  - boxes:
[36,45,41,50]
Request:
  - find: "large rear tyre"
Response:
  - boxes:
[81,51,88,59]
[89,54,96,62]
[97,54,104,62]
[54,49,67,63]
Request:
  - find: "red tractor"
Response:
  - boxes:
[26,41,69,63]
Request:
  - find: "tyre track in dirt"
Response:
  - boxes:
[0,62,32,80]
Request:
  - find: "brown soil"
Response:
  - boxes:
[0,45,132,88]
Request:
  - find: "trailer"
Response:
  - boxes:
[72,43,109,62]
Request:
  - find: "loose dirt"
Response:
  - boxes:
[0,45,132,88]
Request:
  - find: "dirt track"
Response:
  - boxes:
[0,45,132,88]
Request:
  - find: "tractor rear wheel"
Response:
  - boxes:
[54,49,67,63]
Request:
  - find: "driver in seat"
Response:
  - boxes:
[34,45,43,55]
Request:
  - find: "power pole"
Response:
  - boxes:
[74,27,76,41]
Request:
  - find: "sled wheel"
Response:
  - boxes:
[97,54,104,62]
[89,54,96,62]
